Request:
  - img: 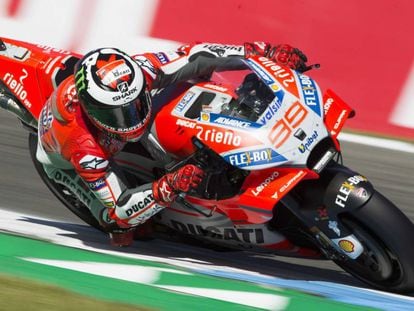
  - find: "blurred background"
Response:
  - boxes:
[0,0,413,140]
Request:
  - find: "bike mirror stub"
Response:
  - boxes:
[0,38,6,51]
[294,128,307,141]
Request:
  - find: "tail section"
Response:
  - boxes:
[0,37,81,125]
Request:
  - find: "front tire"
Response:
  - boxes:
[336,191,414,293]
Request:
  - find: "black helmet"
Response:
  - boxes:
[74,47,151,142]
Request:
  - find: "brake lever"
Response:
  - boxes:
[301,63,320,73]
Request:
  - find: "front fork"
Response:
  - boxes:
[280,163,375,260]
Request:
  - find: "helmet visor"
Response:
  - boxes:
[88,90,151,133]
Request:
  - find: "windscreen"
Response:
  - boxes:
[209,61,276,123]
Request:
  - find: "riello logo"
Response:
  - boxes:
[3,69,32,108]
[196,125,241,146]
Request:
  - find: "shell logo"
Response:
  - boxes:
[338,240,355,253]
[271,84,280,91]
[201,113,210,122]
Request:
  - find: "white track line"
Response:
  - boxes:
[339,132,414,154]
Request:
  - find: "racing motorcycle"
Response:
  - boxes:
[1,37,414,293]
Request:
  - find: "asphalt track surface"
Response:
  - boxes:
[1,109,414,291]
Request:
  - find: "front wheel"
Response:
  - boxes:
[335,191,414,293]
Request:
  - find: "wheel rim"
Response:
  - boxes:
[351,223,393,280]
[339,217,403,286]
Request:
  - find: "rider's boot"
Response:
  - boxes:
[109,228,135,247]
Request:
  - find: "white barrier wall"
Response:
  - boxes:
[0,0,177,53]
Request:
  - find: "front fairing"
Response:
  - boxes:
[153,56,329,170]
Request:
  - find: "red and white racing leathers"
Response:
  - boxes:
[36,42,281,230]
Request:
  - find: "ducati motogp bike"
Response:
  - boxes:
[1,37,414,293]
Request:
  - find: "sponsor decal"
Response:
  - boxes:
[133,56,157,77]
[105,202,115,208]
[175,91,195,112]
[267,101,308,148]
[204,44,243,57]
[251,171,279,196]
[338,239,355,253]
[201,112,210,122]
[245,59,274,85]
[316,207,329,221]
[165,51,180,61]
[117,81,128,93]
[133,205,164,225]
[39,101,53,136]
[97,59,132,89]
[323,97,334,115]
[258,92,285,124]
[225,148,286,168]
[37,44,70,55]
[159,180,173,202]
[112,86,137,101]
[279,170,306,193]
[333,109,348,131]
[332,235,364,259]
[3,69,32,108]
[355,187,368,198]
[271,84,280,91]
[298,130,319,153]
[65,84,78,104]
[328,220,341,236]
[196,125,242,146]
[79,155,109,170]
[203,83,228,92]
[74,66,87,92]
[53,171,92,206]
[87,177,114,207]
[154,52,168,64]
[335,175,368,208]
[257,57,296,88]
[125,193,155,217]
[171,220,265,244]
[298,74,322,116]
[176,119,197,128]
[207,114,261,129]
[87,178,106,191]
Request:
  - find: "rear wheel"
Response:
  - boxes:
[335,192,414,293]
[28,133,104,232]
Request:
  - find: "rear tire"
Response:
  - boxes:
[28,133,104,232]
[335,191,414,293]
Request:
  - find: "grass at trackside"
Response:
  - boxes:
[0,274,153,311]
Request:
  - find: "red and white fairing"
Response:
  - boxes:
[151,56,349,253]
[153,56,329,171]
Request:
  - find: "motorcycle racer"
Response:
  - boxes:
[36,41,308,246]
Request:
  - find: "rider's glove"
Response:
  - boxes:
[244,42,308,72]
[152,164,205,204]
[268,44,308,72]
